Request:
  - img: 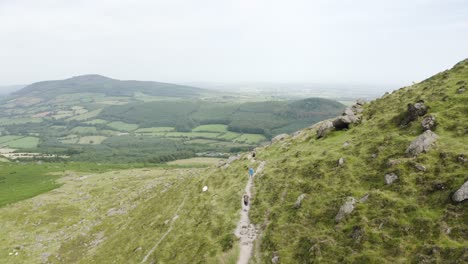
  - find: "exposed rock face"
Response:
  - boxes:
[332,101,363,130]
[338,157,345,166]
[272,134,289,143]
[414,163,427,172]
[401,100,427,126]
[452,181,468,202]
[316,120,334,138]
[421,115,436,131]
[335,197,356,223]
[406,130,439,157]
[294,194,306,209]
[384,173,398,185]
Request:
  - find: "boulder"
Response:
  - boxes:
[272,254,280,263]
[316,120,334,138]
[333,115,354,130]
[421,115,436,131]
[384,173,398,185]
[452,181,468,202]
[406,130,438,157]
[335,197,356,223]
[457,86,466,94]
[343,141,350,148]
[401,100,428,126]
[272,134,289,143]
[294,194,306,209]
[458,154,468,163]
[414,163,427,172]
[338,157,345,166]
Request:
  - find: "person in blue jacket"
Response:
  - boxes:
[248,167,254,178]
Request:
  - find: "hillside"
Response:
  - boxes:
[0,77,344,163]
[11,75,207,100]
[243,59,468,262]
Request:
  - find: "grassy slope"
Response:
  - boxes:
[247,60,468,263]
[0,158,257,263]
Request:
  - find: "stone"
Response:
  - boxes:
[406,130,439,157]
[452,181,468,202]
[294,194,306,209]
[316,120,334,138]
[272,133,289,143]
[457,87,466,94]
[333,115,354,130]
[414,163,427,172]
[351,226,364,242]
[421,115,436,131]
[384,173,398,185]
[457,154,468,163]
[343,141,350,147]
[359,193,370,203]
[356,99,365,106]
[338,157,345,166]
[371,153,377,159]
[272,254,280,263]
[335,197,356,223]
[386,159,401,167]
[401,100,428,126]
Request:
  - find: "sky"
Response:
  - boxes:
[0,0,467,89]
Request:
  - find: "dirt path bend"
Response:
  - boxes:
[141,196,186,263]
[235,159,266,264]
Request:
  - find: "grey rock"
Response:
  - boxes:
[272,133,289,143]
[359,193,370,203]
[457,87,466,94]
[457,154,468,163]
[316,120,334,138]
[333,115,354,130]
[356,99,365,106]
[338,157,345,166]
[401,100,427,126]
[335,197,356,223]
[384,173,398,185]
[272,254,280,263]
[414,163,427,172]
[386,159,401,167]
[421,115,436,131]
[343,141,350,147]
[294,194,306,209]
[371,153,377,159]
[452,181,468,202]
[406,130,439,157]
[351,226,364,242]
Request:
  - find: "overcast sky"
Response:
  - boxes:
[0,0,467,88]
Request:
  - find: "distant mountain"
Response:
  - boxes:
[12,74,207,99]
[0,85,25,95]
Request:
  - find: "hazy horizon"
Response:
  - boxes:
[1,0,467,89]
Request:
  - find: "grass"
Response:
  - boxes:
[165,132,222,139]
[234,134,267,144]
[4,136,40,148]
[70,126,98,134]
[0,117,42,125]
[107,121,139,132]
[77,136,108,145]
[135,127,175,133]
[167,157,224,166]
[66,109,103,121]
[192,124,229,133]
[83,119,108,125]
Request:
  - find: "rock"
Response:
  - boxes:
[452,181,468,202]
[414,163,427,172]
[401,100,428,126]
[343,141,350,147]
[421,115,436,131]
[332,115,354,130]
[384,173,398,185]
[294,194,306,209]
[351,226,364,242]
[456,80,466,85]
[457,87,465,94]
[332,105,362,130]
[338,157,345,166]
[272,254,280,263]
[316,120,334,138]
[457,154,468,163]
[356,99,365,106]
[335,197,356,223]
[272,134,289,143]
[359,193,370,203]
[386,159,401,167]
[432,182,446,191]
[406,130,439,157]
[371,153,377,159]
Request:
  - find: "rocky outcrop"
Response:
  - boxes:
[457,86,466,94]
[414,163,427,172]
[452,181,468,202]
[293,194,306,209]
[335,197,356,223]
[316,120,334,138]
[401,100,427,127]
[272,134,289,143]
[332,101,364,130]
[384,173,398,185]
[421,115,436,131]
[406,130,439,157]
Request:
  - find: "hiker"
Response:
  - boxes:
[248,167,255,178]
[243,193,249,206]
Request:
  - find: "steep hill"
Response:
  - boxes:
[12,75,207,100]
[243,59,468,263]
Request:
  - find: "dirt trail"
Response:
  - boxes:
[235,157,266,264]
[141,196,187,263]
